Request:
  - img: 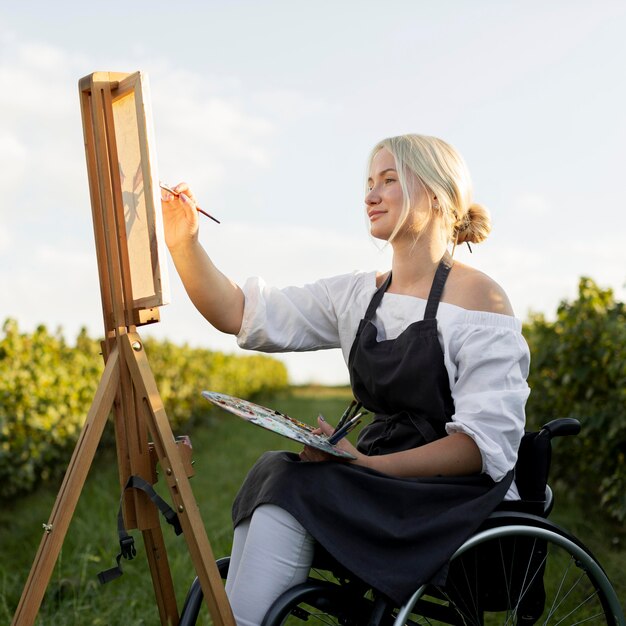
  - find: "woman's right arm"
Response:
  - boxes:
[161,183,244,335]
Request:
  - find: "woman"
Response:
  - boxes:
[162,134,530,626]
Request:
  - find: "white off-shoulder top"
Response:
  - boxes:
[236,270,531,499]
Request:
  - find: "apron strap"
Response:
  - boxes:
[363,272,392,322]
[424,253,453,319]
[364,253,453,323]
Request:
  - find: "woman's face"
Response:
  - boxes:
[365,148,425,242]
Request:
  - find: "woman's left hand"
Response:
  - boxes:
[299,416,361,463]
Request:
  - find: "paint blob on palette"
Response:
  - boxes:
[201,391,356,459]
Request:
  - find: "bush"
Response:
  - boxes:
[0,320,288,500]
[523,278,626,522]
[143,337,289,429]
[0,320,102,498]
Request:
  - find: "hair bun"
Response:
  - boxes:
[456,203,491,244]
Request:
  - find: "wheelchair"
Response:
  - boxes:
[179,418,625,625]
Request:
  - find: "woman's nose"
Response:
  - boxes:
[365,188,380,205]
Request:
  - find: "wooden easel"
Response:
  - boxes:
[12,72,235,626]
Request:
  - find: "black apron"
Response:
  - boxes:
[232,256,513,604]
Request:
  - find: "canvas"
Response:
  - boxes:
[111,72,170,310]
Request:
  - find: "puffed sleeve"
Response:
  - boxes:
[443,313,530,482]
[236,273,362,353]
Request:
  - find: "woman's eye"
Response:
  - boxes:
[384,178,396,184]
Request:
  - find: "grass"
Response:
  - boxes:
[1,386,624,624]
[0,387,351,625]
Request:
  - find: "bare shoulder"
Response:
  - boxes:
[444,262,515,316]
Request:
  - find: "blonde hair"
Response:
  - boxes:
[367,134,491,246]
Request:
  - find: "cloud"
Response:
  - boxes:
[0,34,89,219]
[454,233,626,321]
[3,14,625,386]
[200,220,391,288]
[0,217,10,252]
[0,133,28,195]
[510,193,551,217]
[251,89,331,123]
[0,29,350,382]
[145,62,332,202]
[0,30,291,224]
[155,82,275,167]
[140,220,391,385]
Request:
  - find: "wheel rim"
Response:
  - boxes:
[395,526,625,626]
[262,579,382,626]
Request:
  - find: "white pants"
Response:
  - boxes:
[225,504,315,626]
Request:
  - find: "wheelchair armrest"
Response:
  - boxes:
[541,418,581,439]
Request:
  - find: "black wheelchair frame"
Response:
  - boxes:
[179,419,625,625]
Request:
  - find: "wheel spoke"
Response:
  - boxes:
[268,525,623,626]
[505,538,548,625]
[551,590,603,626]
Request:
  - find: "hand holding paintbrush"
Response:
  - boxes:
[326,400,364,444]
[327,411,364,445]
[160,182,220,224]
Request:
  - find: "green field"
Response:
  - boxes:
[1,387,623,624]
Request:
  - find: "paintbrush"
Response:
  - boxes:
[328,413,363,445]
[160,182,221,224]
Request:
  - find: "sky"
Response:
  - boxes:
[1,1,625,384]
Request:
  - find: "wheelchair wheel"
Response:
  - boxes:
[179,558,230,626]
[261,577,394,626]
[261,579,347,625]
[395,518,625,625]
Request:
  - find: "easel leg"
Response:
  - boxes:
[12,349,120,626]
[112,345,180,624]
[143,528,179,625]
[123,334,235,626]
